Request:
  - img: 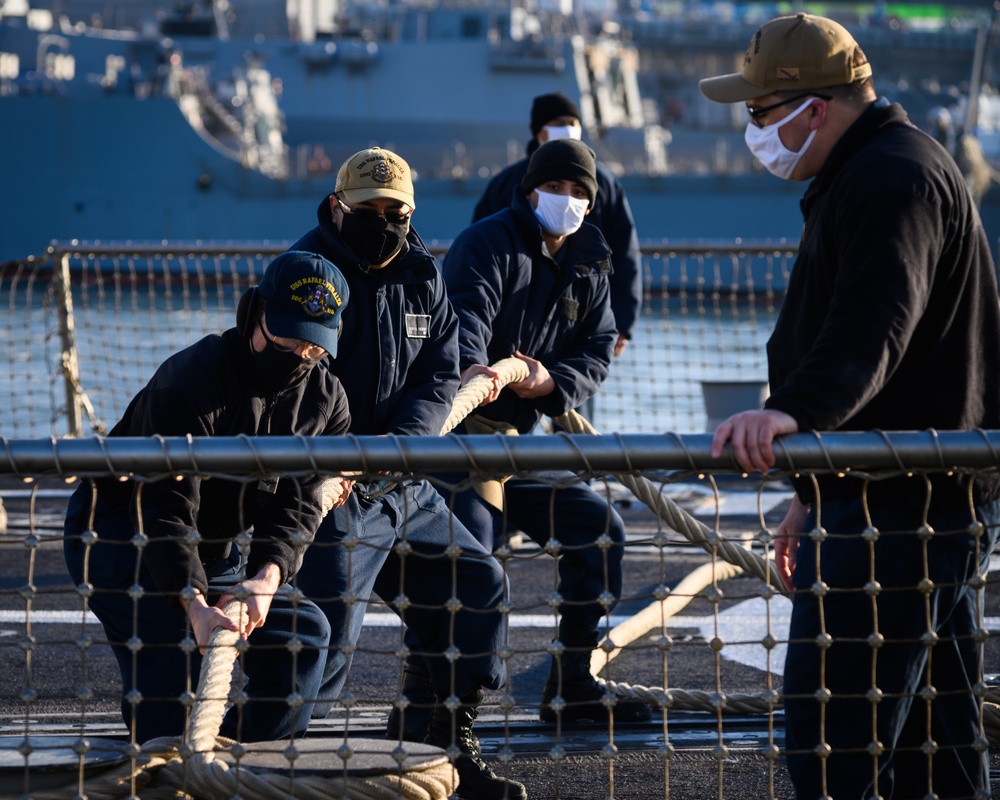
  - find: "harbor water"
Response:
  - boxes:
[3,274,778,439]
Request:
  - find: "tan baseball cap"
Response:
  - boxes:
[335,147,415,209]
[699,13,872,104]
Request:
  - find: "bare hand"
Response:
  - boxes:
[185,594,239,653]
[614,333,628,357]
[185,563,282,651]
[461,364,502,406]
[508,350,556,399]
[321,476,355,514]
[710,409,799,473]
[774,495,809,592]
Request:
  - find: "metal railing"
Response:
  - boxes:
[0,431,997,799]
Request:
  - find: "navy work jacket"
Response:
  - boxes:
[473,154,642,339]
[291,199,461,437]
[444,192,617,434]
[95,327,351,599]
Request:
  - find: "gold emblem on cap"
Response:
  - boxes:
[370,161,393,184]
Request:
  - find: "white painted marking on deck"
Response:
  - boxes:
[656,483,793,518]
[4,602,1000,654]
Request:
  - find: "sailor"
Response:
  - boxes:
[472,92,642,361]
[63,251,352,743]
[289,147,527,800]
[444,138,652,726]
[700,13,1000,799]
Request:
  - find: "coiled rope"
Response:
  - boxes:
[46,601,457,799]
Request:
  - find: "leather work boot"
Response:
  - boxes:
[540,650,652,724]
[385,657,436,742]
[425,688,528,800]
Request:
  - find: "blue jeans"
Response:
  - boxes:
[450,472,626,649]
[295,479,507,708]
[783,493,1000,799]
[63,484,331,743]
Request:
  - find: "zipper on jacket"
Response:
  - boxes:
[257,393,280,494]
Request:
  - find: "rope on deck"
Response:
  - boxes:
[550,405,789,595]
[45,601,457,800]
[443,359,794,719]
[340,357,1000,737]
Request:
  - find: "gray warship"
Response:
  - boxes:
[2,0,1000,263]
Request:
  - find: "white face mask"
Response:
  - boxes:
[533,189,589,236]
[744,98,818,180]
[543,124,583,141]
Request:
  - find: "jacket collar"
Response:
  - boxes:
[803,101,911,212]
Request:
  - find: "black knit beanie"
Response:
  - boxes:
[530,92,582,136]
[520,139,598,206]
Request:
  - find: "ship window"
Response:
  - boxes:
[44,52,75,81]
[0,53,19,80]
[461,15,483,39]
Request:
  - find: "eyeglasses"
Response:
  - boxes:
[262,327,327,361]
[338,197,411,225]
[746,93,831,128]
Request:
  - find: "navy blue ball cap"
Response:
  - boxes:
[257,251,350,357]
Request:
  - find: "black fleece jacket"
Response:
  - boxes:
[93,327,351,599]
[764,101,1000,503]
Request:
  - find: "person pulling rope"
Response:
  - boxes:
[41,600,458,800]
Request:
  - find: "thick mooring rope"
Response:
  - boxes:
[320,361,1000,735]
[436,358,791,719]
[445,358,784,593]
[438,358,534,435]
[549,406,789,595]
[53,601,457,800]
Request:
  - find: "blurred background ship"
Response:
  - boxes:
[3,0,1000,262]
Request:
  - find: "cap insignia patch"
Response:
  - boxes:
[289,276,343,317]
[370,160,394,184]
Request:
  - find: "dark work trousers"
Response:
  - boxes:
[450,471,627,650]
[295,479,507,711]
[784,493,1000,800]
[63,485,331,743]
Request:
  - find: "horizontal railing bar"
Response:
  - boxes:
[46,240,295,257]
[1,431,998,476]
[44,239,800,261]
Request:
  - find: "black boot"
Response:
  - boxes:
[540,650,652,724]
[385,656,436,742]
[425,688,527,800]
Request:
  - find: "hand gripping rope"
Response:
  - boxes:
[40,600,458,800]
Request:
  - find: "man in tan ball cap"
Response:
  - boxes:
[702,13,1000,800]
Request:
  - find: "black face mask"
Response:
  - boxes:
[339,211,409,267]
[251,333,318,392]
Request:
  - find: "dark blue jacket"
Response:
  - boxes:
[444,191,617,433]
[291,198,461,437]
[92,327,351,599]
[472,146,642,339]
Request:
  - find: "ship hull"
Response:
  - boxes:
[4,93,1000,263]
